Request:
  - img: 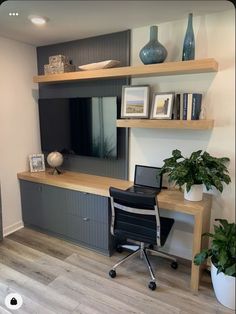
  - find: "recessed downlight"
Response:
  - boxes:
[28,15,48,25]
[9,12,19,16]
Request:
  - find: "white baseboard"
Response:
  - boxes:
[3,220,24,237]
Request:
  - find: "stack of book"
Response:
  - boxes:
[172,93,203,120]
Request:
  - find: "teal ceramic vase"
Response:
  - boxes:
[139,25,167,64]
[182,13,195,61]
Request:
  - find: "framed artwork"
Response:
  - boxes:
[121,85,150,118]
[29,154,45,172]
[150,92,175,119]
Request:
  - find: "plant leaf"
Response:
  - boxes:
[172,149,182,159]
[215,219,230,228]
[194,250,210,265]
[190,150,202,161]
[224,263,236,277]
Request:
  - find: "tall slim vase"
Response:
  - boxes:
[182,13,195,61]
[139,25,167,64]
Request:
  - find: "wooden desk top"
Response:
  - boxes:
[17,170,212,215]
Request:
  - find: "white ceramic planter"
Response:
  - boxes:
[211,262,235,310]
[184,184,203,201]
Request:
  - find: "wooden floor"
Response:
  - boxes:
[0,228,234,314]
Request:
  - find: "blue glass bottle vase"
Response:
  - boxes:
[182,13,195,61]
[139,26,167,64]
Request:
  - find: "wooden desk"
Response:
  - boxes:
[17,170,212,293]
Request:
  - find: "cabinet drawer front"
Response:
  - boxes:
[67,215,109,250]
[66,190,109,223]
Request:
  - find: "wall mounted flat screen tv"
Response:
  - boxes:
[38,97,117,159]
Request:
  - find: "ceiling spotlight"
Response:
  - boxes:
[28,15,48,25]
[9,12,19,16]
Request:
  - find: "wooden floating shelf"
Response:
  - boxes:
[116,119,214,130]
[33,58,218,84]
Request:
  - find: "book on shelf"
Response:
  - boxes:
[172,94,180,120]
[179,93,184,120]
[183,93,188,120]
[191,93,202,120]
[187,93,193,120]
[173,93,202,120]
[172,93,184,120]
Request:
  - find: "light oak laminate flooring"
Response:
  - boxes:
[0,227,234,314]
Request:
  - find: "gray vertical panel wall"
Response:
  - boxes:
[37,31,130,179]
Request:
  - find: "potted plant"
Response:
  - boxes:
[194,219,236,310]
[161,149,231,201]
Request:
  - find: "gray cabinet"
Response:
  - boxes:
[19,180,111,255]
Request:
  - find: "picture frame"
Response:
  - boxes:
[121,85,150,118]
[150,92,175,119]
[29,154,45,172]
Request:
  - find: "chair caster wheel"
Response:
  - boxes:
[109,269,116,278]
[148,281,156,291]
[171,261,178,269]
[116,246,123,253]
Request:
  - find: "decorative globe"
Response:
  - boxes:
[47,151,63,174]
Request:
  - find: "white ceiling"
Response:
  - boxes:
[0,0,233,47]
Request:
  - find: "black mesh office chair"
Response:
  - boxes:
[108,187,178,290]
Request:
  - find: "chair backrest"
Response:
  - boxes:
[109,187,161,246]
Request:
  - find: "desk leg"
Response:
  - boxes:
[191,212,203,293]
[191,206,211,293]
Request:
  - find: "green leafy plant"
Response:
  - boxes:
[161,149,231,192]
[194,219,236,277]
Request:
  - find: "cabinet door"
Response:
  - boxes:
[41,185,67,235]
[20,180,43,227]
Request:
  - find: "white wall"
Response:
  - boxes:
[130,10,235,259]
[0,36,40,236]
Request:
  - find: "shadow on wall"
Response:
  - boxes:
[131,128,213,142]
[196,15,208,59]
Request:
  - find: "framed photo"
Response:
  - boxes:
[29,154,45,172]
[121,85,150,118]
[150,92,175,119]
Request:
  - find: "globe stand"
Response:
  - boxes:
[51,167,62,175]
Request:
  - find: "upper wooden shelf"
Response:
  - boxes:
[33,58,218,84]
[116,119,214,130]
